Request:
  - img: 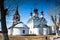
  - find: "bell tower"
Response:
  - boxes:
[13,6,20,25]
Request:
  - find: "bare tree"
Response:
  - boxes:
[0,0,20,40]
[47,1,60,36]
[0,0,28,40]
[0,0,9,40]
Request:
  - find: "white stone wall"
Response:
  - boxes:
[27,15,50,35]
[43,28,47,35]
[33,28,50,35]
[33,28,39,35]
[8,29,11,35]
[52,26,56,33]
[11,28,29,35]
[29,29,34,34]
[27,20,34,29]
[29,28,39,35]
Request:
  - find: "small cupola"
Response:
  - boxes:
[33,8,38,17]
[30,12,33,18]
[40,11,44,18]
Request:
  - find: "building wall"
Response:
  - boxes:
[29,27,50,35]
[8,28,29,36]
[29,28,34,34]
[27,19,34,29]
[29,28,39,35]
[51,26,56,33]
[42,28,49,35]
[33,28,50,35]
[8,29,12,35]
[33,28,39,35]
[28,20,40,35]
[27,17,50,35]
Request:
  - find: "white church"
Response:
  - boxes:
[8,7,52,36]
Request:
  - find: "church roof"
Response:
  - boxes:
[14,22,29,28]
[14,6,20,16]
[34,24,50,28]
[28,16,40,23]
[8,22,29,29]
[40,17,47,22]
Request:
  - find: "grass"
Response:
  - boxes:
[0,34,60,40]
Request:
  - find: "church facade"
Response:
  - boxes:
[8,7,52,36]
[8,7,29,35]
[27,9,51,35]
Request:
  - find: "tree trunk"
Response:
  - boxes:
[1,13,9,40]
[0,0,9,40]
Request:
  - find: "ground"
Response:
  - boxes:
[0,33,60,40]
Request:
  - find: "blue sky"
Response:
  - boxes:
[0,0,60,29]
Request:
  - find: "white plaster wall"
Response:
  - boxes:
[8,29,11,35]
[33,28,50,35]
[52,26,56,33]
[29,28,50,35]
[43,28,49,35]
[20,28,29,35]
[43,28,47,35]
[29,28,39,35]
[39,28,43,35]
[12,28,29,35]
[29,28,34,34]
[28,20,34,29]
[33,28,39,35]
[12,28,21,35]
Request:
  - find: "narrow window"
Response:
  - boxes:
[23,30,25,34]
[16,17,18,19]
